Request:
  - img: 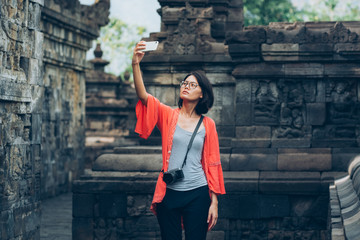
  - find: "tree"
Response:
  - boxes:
[243,0,304,26]
[96,18,147,78]
[300,0,360,22]
[243,0,360,26]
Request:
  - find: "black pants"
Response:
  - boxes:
[156,185,211,240]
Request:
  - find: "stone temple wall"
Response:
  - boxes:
[141,0,243,139]
[40,0,109,197]
[0,0,109,238]
[73,1,360,240]
[0,0,44,238]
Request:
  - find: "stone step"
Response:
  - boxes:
[113,145,232,154]
[114,146,162,154]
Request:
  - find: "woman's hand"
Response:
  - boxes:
[207,192,218,231]
[132,41,146,65]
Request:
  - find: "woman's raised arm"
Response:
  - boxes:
[132,41,148,106]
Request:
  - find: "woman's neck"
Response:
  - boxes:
[180,102,199,118]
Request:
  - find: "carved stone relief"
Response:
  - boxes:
[161,2,225,55]
[253,80,280,124]
[326,80,358,124]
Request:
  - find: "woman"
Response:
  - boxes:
[132,41,226,240]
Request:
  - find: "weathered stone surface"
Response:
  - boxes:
[1,0,109,239]
[259,171,322,194]
[70,3,360,240]
[332,148,360,171]
[278,148,332,171]
[93,154,162,172]
[230,148,277,171]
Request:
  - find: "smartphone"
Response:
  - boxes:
[142,41,159,52]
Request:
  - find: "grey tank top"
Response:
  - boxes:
[166,124,208,191]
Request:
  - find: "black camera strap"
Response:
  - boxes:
[181,115,204,168]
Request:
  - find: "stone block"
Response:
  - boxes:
[30,114,41,145]
[221,154,230,171]
[260,195,289,218]
[262,43,299,61]
[231,139,271,148]
[211,22,226,38]
[278,148,331,171]
[219,194,260,219]
[235,103,252,125]
[227,7,243,22]
[0,80,32,102]
[272,138,311,148]
[207,230,225,240]
[220,106,235,125]
[29,0,44,6]
[72,218,93,240]
[97,193,127,218]
[334,43,360,54]
[236,126,271,138]
[124,216,160,232]
[223,171,259,192]
[236,79,252,103]
[218,86,236,106]
[207,106,222,124]
[33,31,44,60]
[73,194,95,217]
[233,63,284,78]
[127,194,153,216]
[92,154,162,172]
[154,86,177,106]
[306,103,326,125]
[226,29,266,44]
[324,63,360,78]
[13,207,25,237]
[229,43,260,54]
[217,126,235,138]
[284,63,324,77]
[332,148,360,171]
[230,148,277,171]
[28,3,42,30]
[143,73,173,85]
[290,195,329,217]
[259,171,322,194]
[312,139,358,148]
[299,43,333,53]
[73,179,157,194]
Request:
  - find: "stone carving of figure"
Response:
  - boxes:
[275,108,304,138]
[254,81,280,123]
[329,81,356,123]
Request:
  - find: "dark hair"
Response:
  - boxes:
[178,70,214,115]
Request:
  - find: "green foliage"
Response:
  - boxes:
[243,0,360,26]
[96,17,147,78]
[243,0,303,26]
[301,0,360,22]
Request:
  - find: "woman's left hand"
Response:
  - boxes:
[207,192,218,231]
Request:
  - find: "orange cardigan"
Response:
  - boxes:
[135,94,226,214]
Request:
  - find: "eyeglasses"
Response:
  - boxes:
[180,81,198,89]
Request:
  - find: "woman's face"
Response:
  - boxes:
[180,75,203,103]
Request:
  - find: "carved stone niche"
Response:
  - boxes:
[325,80,359,125]
[153,2,228,55]
[80,0,110,29]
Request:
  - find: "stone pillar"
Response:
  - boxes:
[141,0,243,139]
[0,0,44,238]
[40,0,110,197]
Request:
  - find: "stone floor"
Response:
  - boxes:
[40,193,72,240]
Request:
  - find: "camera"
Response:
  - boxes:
[162,168,184,184]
